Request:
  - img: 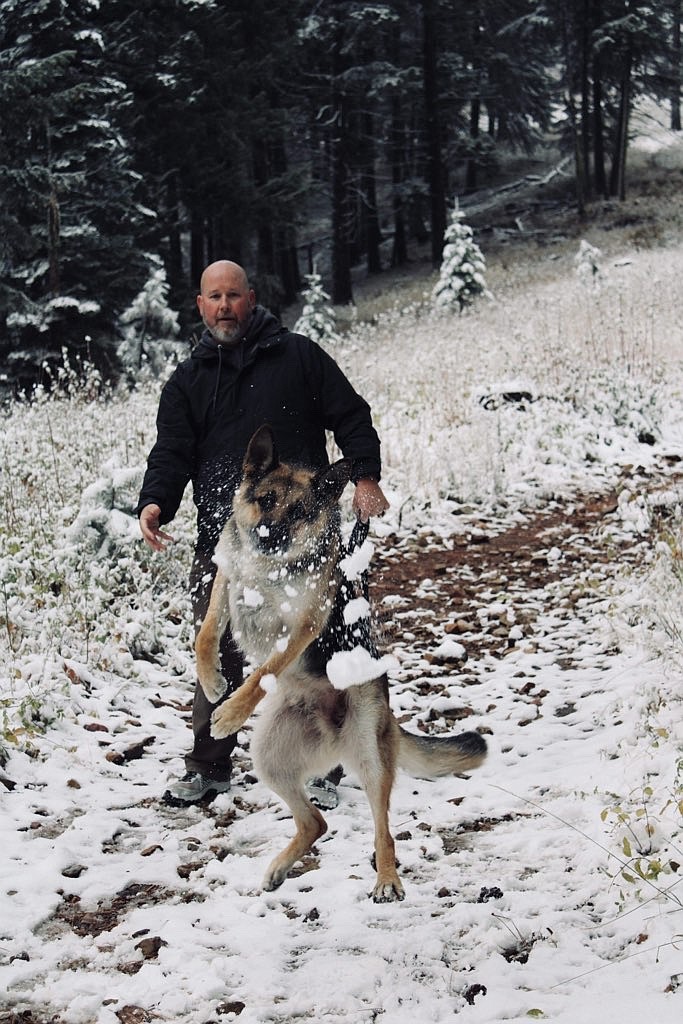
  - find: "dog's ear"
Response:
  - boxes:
[313,458,352,505]
[244,424,279,478]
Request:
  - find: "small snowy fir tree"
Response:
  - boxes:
[432,203,488,312]
[575,239,603,290]
[117,263,180,375]
[293,270,339,346]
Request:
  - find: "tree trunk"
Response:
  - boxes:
[390,93,408,266]
[559,7,586,216]
[422,0,446,266]
[591,0,608,196]
[465,96,480,193]
[278,239,301,306]
[190,209,205,291]
[166,172,183,296]
[47,187,61,295]
[610,46,632,200]
[390,25,408,267]
[672,0,681,130]
[592,60,607,196]
[362,112,382,275]
[579,0,592,197]
[331,18,353,306]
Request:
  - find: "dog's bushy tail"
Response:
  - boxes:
[397,728,487,778]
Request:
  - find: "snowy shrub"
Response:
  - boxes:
[117,263,182,376]
[65,462,143,559]
[575,239,603,289]
[293,270,340,346]
[431,202,489,312]
[0,370,196,751]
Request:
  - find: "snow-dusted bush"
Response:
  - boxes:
[0,362,195,751]
[65,462,143,559]
[575,239,603,289]
[117,263,182,376]
[293,270,339,346]
[431,202,489,311]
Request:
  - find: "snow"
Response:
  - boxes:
[2,203,683,1022]
[326,647,398,689]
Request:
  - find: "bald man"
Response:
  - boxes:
[137,260,389,807]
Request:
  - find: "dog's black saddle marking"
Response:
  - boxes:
[304,517,378,674]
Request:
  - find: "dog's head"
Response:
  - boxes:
[233,425,352,558]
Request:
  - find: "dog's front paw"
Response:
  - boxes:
[210,696,247,738]
[198,669,228,705]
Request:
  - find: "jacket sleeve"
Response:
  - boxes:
[135,368,197,524]
[301,338,382,482]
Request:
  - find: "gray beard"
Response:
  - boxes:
[208,321,244,347]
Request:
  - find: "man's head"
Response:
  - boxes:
[197,260,256,346]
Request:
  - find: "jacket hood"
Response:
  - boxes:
[192,305,284,360]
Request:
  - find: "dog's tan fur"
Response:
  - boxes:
[196,425,487,901]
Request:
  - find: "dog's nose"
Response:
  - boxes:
[254,521,289,553]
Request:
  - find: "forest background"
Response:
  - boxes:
[2,0,683,394]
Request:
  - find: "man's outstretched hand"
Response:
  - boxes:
[139,503,174,552]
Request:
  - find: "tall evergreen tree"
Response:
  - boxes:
[0,0,152,389]
[539,0,670,206]
[103,0,307,315]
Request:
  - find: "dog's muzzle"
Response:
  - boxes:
[252,521,291,554]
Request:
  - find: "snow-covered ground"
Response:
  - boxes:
[2,211,683,1022]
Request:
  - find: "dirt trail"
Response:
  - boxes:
[371,458,680,670]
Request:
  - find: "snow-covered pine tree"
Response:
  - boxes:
[575,239,603,290]
[117,263,181,377]
[431,202,488,312]
[0,0,153,392]
[293,270,340,346]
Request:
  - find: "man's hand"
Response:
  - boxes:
[352,478,390,523]
[139,503,174,552]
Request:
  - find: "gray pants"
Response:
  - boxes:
[185,544,244,782]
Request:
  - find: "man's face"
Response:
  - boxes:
[197,264,255,345]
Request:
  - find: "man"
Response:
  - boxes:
[137,260,389,807]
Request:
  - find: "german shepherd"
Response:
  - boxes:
[196,425,487,902]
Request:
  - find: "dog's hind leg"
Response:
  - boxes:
[365,766,404,903]
[347,718,404,903]
[252,704,332,892]
[261,788,328,892]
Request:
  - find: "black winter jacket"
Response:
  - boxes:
[136,306,382,548]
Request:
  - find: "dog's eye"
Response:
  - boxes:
[257,491,277,514]
[289,500,307,521]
